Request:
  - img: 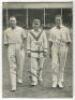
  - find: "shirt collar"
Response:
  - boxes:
[33,28,42,32]
[10,26,17,30]
[55,24,64,29]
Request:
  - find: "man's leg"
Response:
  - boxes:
[30,57,38,86]
[38,58,45,83]
[51,47,59,88]
[17,48,25,84]
[8,45,16,91]
[58,46,68,88]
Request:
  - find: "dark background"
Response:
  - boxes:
[3,8,72,29]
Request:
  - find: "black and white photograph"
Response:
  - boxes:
[2,1,73,98]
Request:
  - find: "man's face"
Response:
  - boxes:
[32,20,41,30]
[9,18,16,28]
[55,16,61,26]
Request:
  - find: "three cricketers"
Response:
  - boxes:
[4,16,26,91]
[48,15,71,88]
[4,15,71,91]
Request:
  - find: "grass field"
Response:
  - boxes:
[2,30,73,98]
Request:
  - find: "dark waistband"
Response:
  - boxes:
[31,50,44,53]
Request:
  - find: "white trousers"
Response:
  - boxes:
[8,44,25,89]
[30,57,45,84]
[51,44,68,83]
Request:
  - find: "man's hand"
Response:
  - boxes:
[67,42,71,46]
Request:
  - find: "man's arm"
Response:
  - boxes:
[48,29,53,58]
[49,41,53,58]
[43,31,48,57]
[3,30,9,57]
[27,32,31,57]
[66,28,71,46]
[21,28,27,49]
[3,30,9,46]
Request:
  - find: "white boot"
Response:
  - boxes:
[31,81,38,86]
[58,82,64,88]
[18,79,23,84]
[11,87,16,92]
[52,82,57,88]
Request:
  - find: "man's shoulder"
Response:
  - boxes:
[16,26,24,31]
[30,29,34,32]
[49,26,56,32]
[4,27,11,34]
[61,25,69,30]
[29,29,34,35]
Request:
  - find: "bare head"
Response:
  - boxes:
[32,19,41,31]
[55,15,62,27]
[9,16,17,29]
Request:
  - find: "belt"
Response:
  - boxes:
[31,50,44,53]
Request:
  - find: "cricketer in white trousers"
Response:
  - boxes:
[49,25,71,85]
[27,29,48,85]
[4,26,26,90]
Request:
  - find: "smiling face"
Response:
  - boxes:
[9,17,17,29]
[55,15,62,27]
[32,19,41,31]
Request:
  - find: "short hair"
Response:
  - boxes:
[55,15,62,24]
[55,15,62,19]
[9,16,16,22]
[32,19,41,25]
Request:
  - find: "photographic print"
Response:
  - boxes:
[2,2,73,98]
